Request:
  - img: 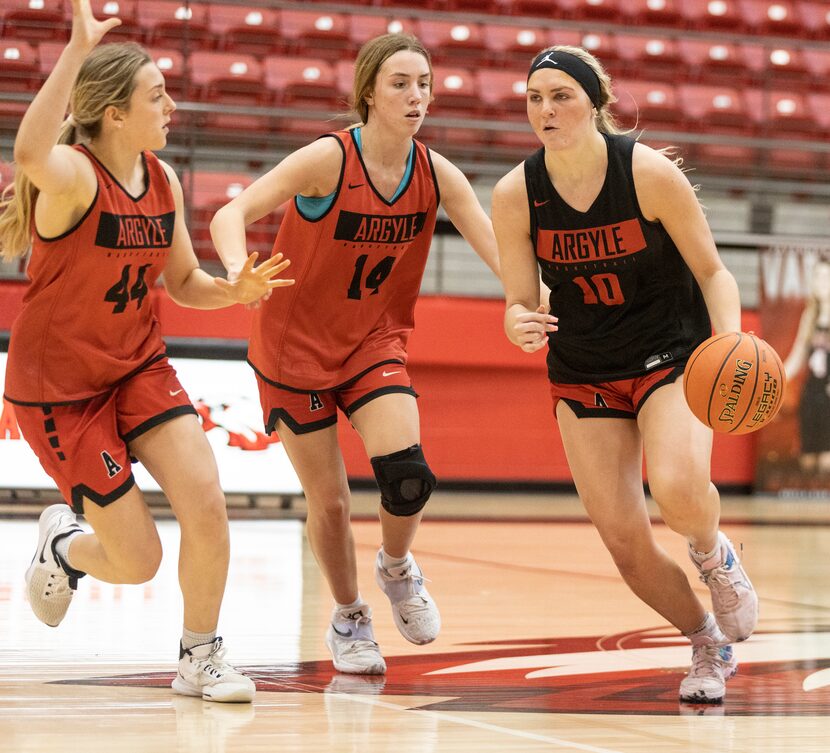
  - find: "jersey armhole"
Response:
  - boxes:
[294,133,346,222]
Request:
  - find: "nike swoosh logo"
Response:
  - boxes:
[534,199,550,207]
[348,182,364,189]
[169,389,183,396]
[401,616,409,624]
[382,371,401,377]
[331,623,353,637]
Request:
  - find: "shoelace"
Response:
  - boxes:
[43,572,73,598]
[194,640,236,679]
[699,568,741,609]
[689,644,731,679]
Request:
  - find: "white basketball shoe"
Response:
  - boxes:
[173,637,255,703]
[375,550,440,645]
[325,604,386,675]
[679,644,738,704]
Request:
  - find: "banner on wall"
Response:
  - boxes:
[0,354,303,498]
[755,243,830,496]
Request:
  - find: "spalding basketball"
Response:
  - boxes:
[683,332,786,435]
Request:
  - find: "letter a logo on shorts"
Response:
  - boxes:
[594,393,608,408]
[101,451,123,478]
[309,392,324,412]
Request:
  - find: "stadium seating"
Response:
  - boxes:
[279,10,352,63]
[677,39,750,85]
[415,19,489,68]
[800,2,830,39]
[616,33,684,81]
[0,39,39,93]
[210,4,281,56]
[478,69,529,119]
[348,15,418,51]
[483,24,549,70]
[558,0,622,23]
[743,43,811,89]
[681,84,750,132]
[265,56,339,110]
[429,67,483,118]
[611,79,684,128]
[83,0,141,44]
[744,88,818,135]
[738,0,805,37]
[681,0,746,32]
[622,0,685,28]
[137,1,212,51]
[2,0,66,42]
[148,48,188,100]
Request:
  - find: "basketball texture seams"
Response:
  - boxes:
[683,332,785,435]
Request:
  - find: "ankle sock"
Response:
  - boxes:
[381,548,409,570]
[182,627,217,651]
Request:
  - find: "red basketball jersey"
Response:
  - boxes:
[249,130,439,390]
[5,146,174,405]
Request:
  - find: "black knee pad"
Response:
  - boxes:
[370,444,436,517]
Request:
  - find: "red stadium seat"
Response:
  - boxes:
[264,56,339,110]
[678,39,750,85]
[807,93,830,131]
[499,0,568,16]
[764,147,823,174]
[745,89,817,134]
[694,143,758,172]
[737,0,805,37]
[611,79,684,128]
[680,84,751,132]
[484,24,550,70]
[444,0,503,12]
[148,48,188,100]
[188,52,267,134]
[681,0,745,32]
[800,3,830,40]
[803,48,830,90]
[188,171,254,259]
[348,15,418,51]
[2,0,66,42]
[743,44,811,89]
[558,0,622,22]
[189,52,266,104]
[415,19,489,68]
[210,4,281,56]
[137,1,212,51]
[477,69,529,119]
[84,0,141,44]
[616,33,684,81]
[622,0,685,27]
[0,39,40,92]
[429,67,482,118]
[279,10,352,63]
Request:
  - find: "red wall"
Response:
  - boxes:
[1,282,758,486]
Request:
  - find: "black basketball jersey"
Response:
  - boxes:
[525,133,711,384]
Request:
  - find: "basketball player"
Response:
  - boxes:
[783,257,830,478]
[210,33,500,674]
[491,46,757,704]
[0,0,293,702]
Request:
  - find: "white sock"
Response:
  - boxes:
[182,628,216,651]
[381,548,409,570]
[690,539,721,566]
[334,595,365,613]
[686,612,728,646]
[53,530,82,571]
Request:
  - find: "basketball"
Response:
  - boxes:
[683,332,786,435]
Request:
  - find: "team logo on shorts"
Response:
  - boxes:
[101,451,123,478]
[309,393,324,412]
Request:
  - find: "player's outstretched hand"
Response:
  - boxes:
[69,0,122,51]
[214,251,294,306]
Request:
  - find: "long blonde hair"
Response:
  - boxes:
[0,42,151,259]
[350,33,433,125]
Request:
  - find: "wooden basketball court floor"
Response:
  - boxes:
[2,491,830,753]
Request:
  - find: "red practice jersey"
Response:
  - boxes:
[5,146,174,405]
[249,130,440,390]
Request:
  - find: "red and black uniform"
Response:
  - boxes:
[525,134,711,415]
[250,129,440,433]
[4,146,195,510]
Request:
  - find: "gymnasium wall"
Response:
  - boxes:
[0,281,758,489]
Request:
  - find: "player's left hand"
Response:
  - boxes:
[214,252,294,306]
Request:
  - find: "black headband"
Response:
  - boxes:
[527,50,602,109]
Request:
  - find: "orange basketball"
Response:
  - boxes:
[683,332,786,435]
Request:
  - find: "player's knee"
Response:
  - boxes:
[370,444,436,517]
[371,444,436,517]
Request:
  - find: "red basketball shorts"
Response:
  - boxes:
[550,365,685,419]
[14,357,197,513]
[257,362,416,435]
